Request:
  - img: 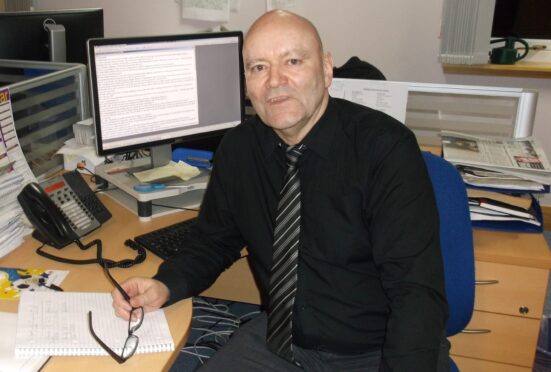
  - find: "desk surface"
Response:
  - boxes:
[0,195,196,372]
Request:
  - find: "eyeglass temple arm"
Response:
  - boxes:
[102,265,132,303]
[88,311,127,364]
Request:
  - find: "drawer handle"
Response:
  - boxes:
[475,279,499,285]
[461,328,491,334]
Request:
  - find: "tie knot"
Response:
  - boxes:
[285,144,306,167]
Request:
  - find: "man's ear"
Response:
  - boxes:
[323,52,334,88]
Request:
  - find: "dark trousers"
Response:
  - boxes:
[197,312,450,372]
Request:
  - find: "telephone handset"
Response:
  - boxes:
[18,171,112,248]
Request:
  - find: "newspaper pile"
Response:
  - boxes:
[441,131,551,191]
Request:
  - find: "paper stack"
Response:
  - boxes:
[441,130,550,232]
[0,88,36,258]
[467,189,541,229]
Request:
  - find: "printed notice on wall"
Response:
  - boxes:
[266,0,298,11]
[329,78,409,124]
[181,0,230,23]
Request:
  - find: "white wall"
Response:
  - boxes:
[35,0,551,204]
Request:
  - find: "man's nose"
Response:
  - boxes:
[268,65,287,87]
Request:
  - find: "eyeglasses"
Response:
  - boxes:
[88,264,144,364]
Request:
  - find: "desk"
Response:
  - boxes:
[0,195,196,372]
[203,229,551,372]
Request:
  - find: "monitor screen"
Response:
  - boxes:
[0,8,103,64]
[87,31,244,167]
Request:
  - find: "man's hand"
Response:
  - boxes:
[111,277,170,320]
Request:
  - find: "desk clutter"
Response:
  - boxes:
[441,131,551,232]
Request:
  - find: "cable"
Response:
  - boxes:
[35,236,146,269]
[75,163,98,184]
[180,296,261,366]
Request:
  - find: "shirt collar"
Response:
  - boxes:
[257,97,338,161]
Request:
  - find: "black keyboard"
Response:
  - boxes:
[134,217,197,260]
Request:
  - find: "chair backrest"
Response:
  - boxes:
[422,152,475,336]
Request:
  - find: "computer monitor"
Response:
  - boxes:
[87,31,245,169]
[0,8,103,64]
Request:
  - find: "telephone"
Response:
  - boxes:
[17,171,112,248]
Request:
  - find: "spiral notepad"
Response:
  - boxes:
[15,291,174,357]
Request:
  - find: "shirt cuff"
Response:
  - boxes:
[153,266,191,307]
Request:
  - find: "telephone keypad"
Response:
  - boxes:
[40,171,107,238]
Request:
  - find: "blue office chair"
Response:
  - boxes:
[422,152,475,372]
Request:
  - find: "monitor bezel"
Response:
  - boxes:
[87,31,245,158]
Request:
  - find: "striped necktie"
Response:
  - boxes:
[266,143,306,362]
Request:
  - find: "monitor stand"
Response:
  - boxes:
[95,157,209,221]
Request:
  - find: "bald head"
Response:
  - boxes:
[245,10,324,56]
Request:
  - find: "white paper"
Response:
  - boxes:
[181,0,230,23]
[0,89,36,186]
[266,0,298,11]
[0,88,36,259]
[329,78,409,124]
[133,160,200,183]
[15,292,174,357]
[0,312,48,372]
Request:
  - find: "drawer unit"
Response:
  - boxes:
[454,355,531,372]
[450,253,550,369]
[474,261,547,318]
[450,310,540,366]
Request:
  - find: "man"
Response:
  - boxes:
[112,10,449,371]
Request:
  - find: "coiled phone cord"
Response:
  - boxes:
[35,238,146,268]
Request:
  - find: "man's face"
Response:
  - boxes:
[243,18,332,141]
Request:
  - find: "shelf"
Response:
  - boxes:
[442,61,551,78]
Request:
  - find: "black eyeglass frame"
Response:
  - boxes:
[88,265,144,364]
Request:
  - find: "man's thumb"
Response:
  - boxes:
[130,293,148,308]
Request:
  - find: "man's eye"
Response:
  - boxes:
[288,58,301,65]
[250,65,265,72]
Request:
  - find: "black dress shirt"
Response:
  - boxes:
[154,97,448,371]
